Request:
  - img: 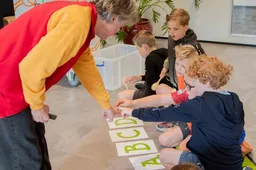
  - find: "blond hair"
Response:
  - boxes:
[132,30,156,48]
[166,8,190,26]
[186,55,233,89]
[175,44,198,61]
[171,163,200,170]
[92,0,139,25]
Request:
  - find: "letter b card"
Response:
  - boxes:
[115,140,158,156]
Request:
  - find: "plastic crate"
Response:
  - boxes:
[93,44,145,91]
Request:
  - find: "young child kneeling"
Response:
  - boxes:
[118,55,245,170]
[117,30,173,100]
[115,44,197,109]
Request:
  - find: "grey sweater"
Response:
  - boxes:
[164,29,205,89]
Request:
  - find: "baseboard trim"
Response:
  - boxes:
[155,36,256,47]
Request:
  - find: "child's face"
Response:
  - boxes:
[135,44,148,59]
[175,58,189,76]
[184,74,208,99]
[167,20,189,41]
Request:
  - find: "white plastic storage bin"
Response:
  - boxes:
[93,44,145,91]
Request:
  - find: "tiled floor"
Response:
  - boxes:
[45,40,256,170]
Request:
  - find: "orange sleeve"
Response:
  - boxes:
[72,48,111,109]
[177,75,185,90]
[19,5,92,110]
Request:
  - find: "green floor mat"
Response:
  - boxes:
[243,156,256,169]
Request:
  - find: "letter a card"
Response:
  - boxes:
[129,153,165,170]
[107,117,144,129]
[115,140,158,156]
[108,127,148,142]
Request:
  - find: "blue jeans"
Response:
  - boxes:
[179,151,205,170]
[0,107,51,170]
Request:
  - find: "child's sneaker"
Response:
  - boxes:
[135,83,144,90]
[156,121,178,132]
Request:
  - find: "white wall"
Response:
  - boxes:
[144,0,256,45]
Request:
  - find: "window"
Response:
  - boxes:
[231,0,256,36]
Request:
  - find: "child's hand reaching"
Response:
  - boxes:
[123,76,142,85]
[114,99,134,108]
[160,68,167,79]
[118,107,134,118]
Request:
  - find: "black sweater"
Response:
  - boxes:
[132,91,244,170]
[141,48,170,95]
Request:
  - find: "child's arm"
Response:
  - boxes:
[160,38,176,78]
[119,97,201,122]
[115,89,188,109]
[163,58,169,70]
[171,89,189,104]
[160,59,168,79]
[132,94,175,108]
[133,88,189,107]
[123,76,142,84]
[114,94,173,109]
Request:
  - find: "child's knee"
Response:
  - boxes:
[156,84,175,95]
[160,148,177,167]
[160,148,183,168]
[159,133,176,147]
[156,84,167,95]
[118,91,126,99]
[118,90,134,100]
[158,133,168,146]
[160,148,170,164]
[159,127,184,147]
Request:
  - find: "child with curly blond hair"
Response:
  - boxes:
[119,55,245,170]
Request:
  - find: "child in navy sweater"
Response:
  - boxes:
[119,55,245,170]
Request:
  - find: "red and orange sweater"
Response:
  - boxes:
[0,1,110,118]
